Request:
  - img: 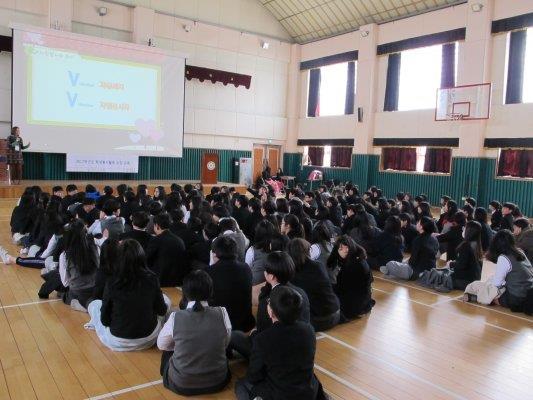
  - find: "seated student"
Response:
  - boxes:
[76,197,100,227]
[245,220,277,285]
[302,191,318,218]
[146,201,163,235]
[473,207,495,252]
[514,218,533,263]
[168,208,200,249]
[327,235,375,320]
[88,199,125,239]
[85,184,101,201]
[415,201,433,222]
[437,200,458,234]
[85,239,170,351]
[448,221,483,290]
[120,190,142,228]
[281,214,305,240]
[10,192,35,244]
[399,213,417,252]
[218,217,249,263]
[119,211,152,252]
[232,195,251,235]
[158,270,231,396]
[207,236,255,332]
[367,216,404,270]
[325,196,343,227]
[92,238,120,300]
[436,211,466,261]
[288,200,314,240]
[465,230,533,309]
[499,202,516,231]
[51,185,64,204]
[348,206,382,254]
[235,286,327,400]
[146,213,188,287]
[289,239,340,331]
[245,198,264,242]
[96,186,115,210]
[60,184,78,216]
[189,222,220,269]
[59,220,99,311]
[489,201,503,230]
[380,216,439,281]
[309,221,334,268]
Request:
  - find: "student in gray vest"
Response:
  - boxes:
[245,220,277,285]
[157,270,231,396]
[309,221,334,269]
[88,199,125,239]
[488,230,533,309]
[218,217,249,263]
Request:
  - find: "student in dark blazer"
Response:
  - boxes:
[146,213,188,287]
[399,213,418,252]
[169,208,200,249]
[288,238,340,331]
[76,197,101,227]
[119,211,152,252]
[449,221,483,290]
[367,216,404,270]
[207,236,255,333]
[120,190,142,228]
[235,286,327,400]
[500,203,516,231]
[437,211,466,261]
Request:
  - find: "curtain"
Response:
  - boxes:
[383,147,416,171]
[345,61,356,115]
[424,148,451,173]
[498,149,533,177]
[331,147,352,167]
[307,68,321,117]
[307,146,324,166]
[506,30,527,104]
[441,43,456,88]
[384,53,401,111]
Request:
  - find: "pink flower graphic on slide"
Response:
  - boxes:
[134,119,164,142]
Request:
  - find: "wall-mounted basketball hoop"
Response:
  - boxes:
[435,83,491,121]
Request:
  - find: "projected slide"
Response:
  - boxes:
[27,45,160,129]
[12,26,185,157]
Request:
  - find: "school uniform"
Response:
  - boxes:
[437,224,463,261]
[119,229,152,252]
[449,243,482,290]
[146,230,188,287]
[333,257,375,319]
[367,231,404,270]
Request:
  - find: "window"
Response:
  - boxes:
[302,146,352,168]
[522,28,533,102]
[397,44,457,111]
[497,149,533,178]
[381,146,451,173]
[307,61,357,117]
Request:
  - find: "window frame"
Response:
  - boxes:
[302,145,353,169]
[495,147,533,181]
[379,145,453,176]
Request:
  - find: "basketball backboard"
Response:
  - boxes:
[435,83,491,121]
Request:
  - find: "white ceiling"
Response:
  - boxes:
[259,0,466,43]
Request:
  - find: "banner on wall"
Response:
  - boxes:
[66,153,139,173]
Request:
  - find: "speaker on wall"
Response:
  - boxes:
[357,107,363,122]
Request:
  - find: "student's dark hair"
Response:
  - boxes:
[441,195,451,203]
[103,186,113,196]
[236,194,248,208]
[254,220,276,251]
[19,193,35,208]
[248,198,261,214]
[514,218,530,230]
[265,214,281,231]
[512,206,523,218]
[288,238,311,270]
[326,196,338,208]
[131,211,149,229]
[148,201,163,216]
[417,201,432,218]
[155,186,166,200]
[117,184,127,197]
[474,207,488,224]
[283,214,304,239]
[183,183,193,193]
[275,197,289,214]
[489,201,502,210]
[465,197,476,207]
[418,216,437,234]
[52,185,63,193]
[327,234,367,270]
[458,220,483,261]
[203,221,220,240]
[396,191,406,201]
[82,197,95,206]
[211,235,237,260]
[270,232,288,252]
[487,229,526,263]
[182,270,213,312]
[187,216,203,233]
[66,184,78,193]
[265,251,296,285]
[115,239,148,288]
[99,238,120,276]
[311,220,332,244]
[74,192,86,203]
[64,219,98,276]
[218,217,237,232]
[269,285,302,325]
[400,200,413,214]
[153,213,171,230]
[305,191,315,199]
[102,199,120,216]
[384,216,403,245]
[169,207,184,224]
[445,200,458,219]
[85,184,97,193]
[213,204,230,219]
[261,200,276,215]
[453,211,467,227]
[125,190,136,202]
[462,204,474,220]
[502,202,517,211]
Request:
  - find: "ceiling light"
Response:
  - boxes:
[471,3,483,12]
[261,41,270,49]
[97,6,108,16]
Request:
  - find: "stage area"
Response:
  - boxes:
[0,181,247,199]
[0,196,532,399]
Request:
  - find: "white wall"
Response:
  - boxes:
[0,0,294,152]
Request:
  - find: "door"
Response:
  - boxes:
[253,146,265,184]
[267,147,280,175]
[201,153,219,184]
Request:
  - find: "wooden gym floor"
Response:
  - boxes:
[1,197,533,400]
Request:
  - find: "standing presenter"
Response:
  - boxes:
[7,126,30,185]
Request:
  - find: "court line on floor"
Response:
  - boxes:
[432,295,465,306]
[375,276,533,324]
[0,298,61,310]
[320,333,467,400]
[373,287,522,336]
[86,379,163,400]
[314,364,381,400]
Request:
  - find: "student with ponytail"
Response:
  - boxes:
[158,270,232,396]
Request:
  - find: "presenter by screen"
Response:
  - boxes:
[7,126,30,185]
